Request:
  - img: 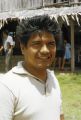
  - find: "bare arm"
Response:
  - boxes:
[60,114,64,120]
[0,46,3,52]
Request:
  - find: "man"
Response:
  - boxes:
[2,30,15,72]
[0,15,64,120]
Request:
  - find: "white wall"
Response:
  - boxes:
[0,0,43,12]
[0,0,80,12]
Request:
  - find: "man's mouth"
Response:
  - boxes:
[37,55,51,60]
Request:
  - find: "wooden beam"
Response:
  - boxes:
[70,20,75,72]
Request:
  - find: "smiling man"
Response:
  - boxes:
[21,31,56,81]
[0,15,64,120]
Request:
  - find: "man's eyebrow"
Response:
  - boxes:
[31,40,41,44]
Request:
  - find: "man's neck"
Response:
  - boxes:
[23,62,47,82]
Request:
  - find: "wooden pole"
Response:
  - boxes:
[70,20,75,72]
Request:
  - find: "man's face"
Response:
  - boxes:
[21,31,56,71]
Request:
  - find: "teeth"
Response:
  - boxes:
[39,57,50,59]
[38,55,51,59]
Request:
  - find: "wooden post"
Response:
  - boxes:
[70,20,75,72]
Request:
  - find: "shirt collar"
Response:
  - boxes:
[12,61,47,84]
[12,61,28,74]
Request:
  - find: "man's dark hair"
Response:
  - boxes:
[16,15,61,46]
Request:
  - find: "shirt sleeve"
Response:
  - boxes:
[60,92,63,115]
[0,81,15,120]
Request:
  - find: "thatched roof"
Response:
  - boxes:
[0,5,81,28]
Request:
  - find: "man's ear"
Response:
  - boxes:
[20,43,25,55]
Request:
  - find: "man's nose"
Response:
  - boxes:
[40,44,49,54]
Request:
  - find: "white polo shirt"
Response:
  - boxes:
[0,61,62,120]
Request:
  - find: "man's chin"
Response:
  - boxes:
[37,64,51,70]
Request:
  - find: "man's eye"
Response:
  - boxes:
[32,42,41,46]
[48,42,56,46]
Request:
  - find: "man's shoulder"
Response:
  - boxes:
[0,70,19,86]
[0,69,27,97]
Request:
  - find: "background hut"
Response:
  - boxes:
[0,0,81,71]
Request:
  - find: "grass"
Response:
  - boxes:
[0,56,81,120]
[56,72,81,120]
